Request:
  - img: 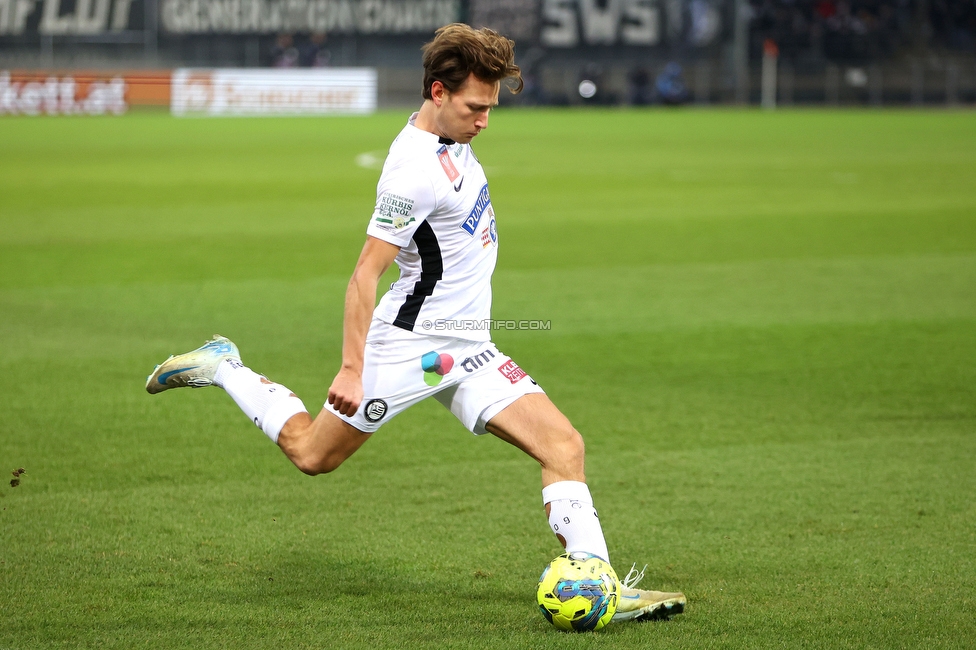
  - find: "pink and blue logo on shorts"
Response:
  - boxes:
[421,351,454,386]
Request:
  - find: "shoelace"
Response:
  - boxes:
[621,563,648,589]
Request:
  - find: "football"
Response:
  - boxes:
[536,551,619,632]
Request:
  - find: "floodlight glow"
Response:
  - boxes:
[845,68,868,87]
[578,80,597,99]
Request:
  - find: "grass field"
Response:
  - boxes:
[1,108,975,649]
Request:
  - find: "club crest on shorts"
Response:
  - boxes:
[363,399,388,423]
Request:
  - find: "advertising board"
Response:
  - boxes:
[171,68,377,116]
[0,70,170,114]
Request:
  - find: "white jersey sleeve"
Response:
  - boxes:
[366,166,438,248]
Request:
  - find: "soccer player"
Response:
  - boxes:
[146,23,685,623]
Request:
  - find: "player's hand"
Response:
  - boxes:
[327,368,363,417]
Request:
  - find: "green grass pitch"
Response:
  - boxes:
[1,108,975,649]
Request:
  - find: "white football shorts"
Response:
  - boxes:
[334,319,545,434]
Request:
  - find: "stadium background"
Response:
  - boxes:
[2,0,976,110]
[2,2,976,649]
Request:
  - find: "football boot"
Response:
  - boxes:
[146,335,240,394]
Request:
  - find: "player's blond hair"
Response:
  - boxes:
[421,23,523,99]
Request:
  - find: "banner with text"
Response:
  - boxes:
[0,0,143,35]
[468,0,724,49]
[0,0,458,35]
[2,0,724,48]
[0,70,170,114]
[171,67,376,116]
[162,0,458,34]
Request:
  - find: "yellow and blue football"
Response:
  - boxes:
[537,551,619,632]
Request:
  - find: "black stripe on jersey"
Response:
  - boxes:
[393,220,443,331]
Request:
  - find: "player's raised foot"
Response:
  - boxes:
[145,335,240,395]
[611,564,686,623]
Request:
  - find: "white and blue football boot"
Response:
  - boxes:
[611,564,686,622]
[145,335,240,395]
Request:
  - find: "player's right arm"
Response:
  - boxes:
[327,236,400,416]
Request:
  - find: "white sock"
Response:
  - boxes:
[213,358,307,443]
[542,480,610,563]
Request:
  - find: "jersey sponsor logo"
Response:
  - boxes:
[453,177,463,192]
[480,218,497,248]
[437,145,460,182]
[461,183,491,236]
[363,399,388,423]
[460,348,496,372]
[375,192,416,231]
[498,359,527,384]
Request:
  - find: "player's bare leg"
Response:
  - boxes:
[485,392,585,485]
[276,409,370,475]
[147,335,369,476]
[486,392,686,622]
[486,393,606,559]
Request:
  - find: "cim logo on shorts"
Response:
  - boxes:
[460,348,495,372]
[498,359,527,384]
[421,351,454,386]
[363,399,388,423]
[461,183,491,235]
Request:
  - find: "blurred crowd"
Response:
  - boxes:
[270,33,332,68]
[260,0,976,107]
[752,0,976,63]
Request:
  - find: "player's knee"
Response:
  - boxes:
[548,426,585,472]
[284,437,345,476]
[280,417,352,476]
[293,452,342,476]
[565,427,586,463]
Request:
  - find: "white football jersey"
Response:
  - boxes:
[367,113,498,342]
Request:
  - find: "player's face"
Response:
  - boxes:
[436,74,500,144]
